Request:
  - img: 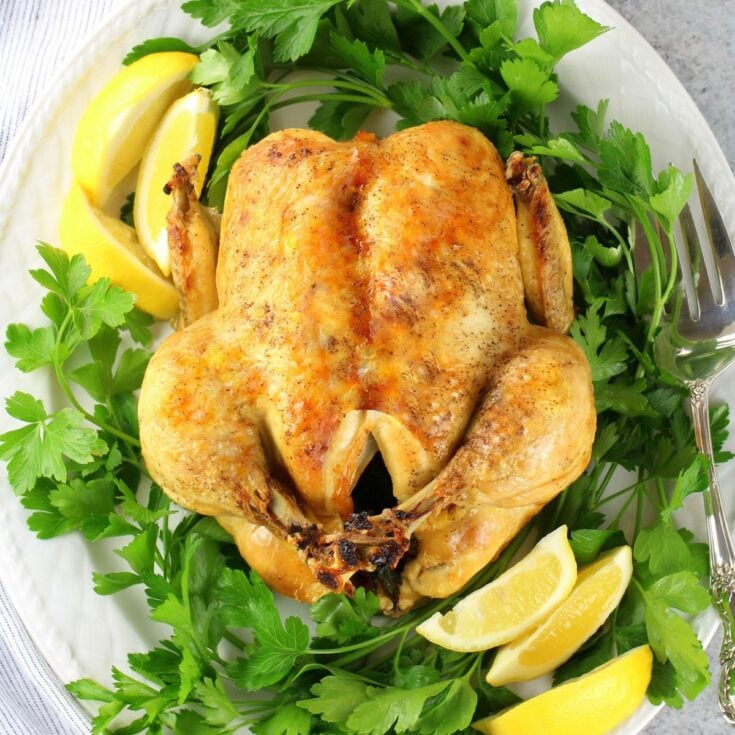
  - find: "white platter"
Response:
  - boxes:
[0,0,733,733]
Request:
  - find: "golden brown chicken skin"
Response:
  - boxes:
[165,155,220,327]
[138,121,595,612]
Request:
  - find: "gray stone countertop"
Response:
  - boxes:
[603,1,733,733]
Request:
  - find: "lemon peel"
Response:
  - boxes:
[59,180,179,320]
[472,645,653,735]
[415,526,576,652]
[71,51,198,208]
[486,545,633,685]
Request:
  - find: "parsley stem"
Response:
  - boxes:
[435,653,480,681]
[660,225,679,306]
[392,627,410,676]
[50,310,142,447]
[315,619,416,660]
[657,477,668,510]
[270,92,391,110]
[122,451,146,474]
[548,477,574,529]
[262,77,390,107]
[632,199,667,344]
[608,483,640,529]
[224,630,247,651]
[193,31,235,54]
[462,651,484,681]
[53,360,141,447]
[596,476,649,508]
[600,217,634,274]
[593,462,618,505]
[634,480,646,537]
[384,49,434,76]
[393,0,470,62]
[640,482,660,513]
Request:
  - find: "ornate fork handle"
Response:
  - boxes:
[711,562,735,722]
[690,379,735,723]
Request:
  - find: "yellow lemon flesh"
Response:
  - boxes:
[134,87,219,276]
[472,645,653,735]
[486,545,633,685]
[71,51,199,208]
[59,180,179,320]
[415,526,576,652]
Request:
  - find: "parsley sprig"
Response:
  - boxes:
[1,245,149,496]
[1,0,732,732]
[124,0,610,208]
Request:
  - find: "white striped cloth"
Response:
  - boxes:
[1,4,116,732]
[0,0,113,158]
[0,584,89,734]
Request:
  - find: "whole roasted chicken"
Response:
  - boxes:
[138,121,596,613]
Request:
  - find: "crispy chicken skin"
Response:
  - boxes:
[138,121,595,612]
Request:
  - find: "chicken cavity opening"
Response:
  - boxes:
[351,451,397,516]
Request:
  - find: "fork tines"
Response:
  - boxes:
[674,160,735,322]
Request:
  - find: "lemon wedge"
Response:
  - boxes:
[134,87,219,276]
[71,51,199,208]
[415,526,576,652]
[486,545,633,685]
[472,645,653,735]
[59,180,179,320]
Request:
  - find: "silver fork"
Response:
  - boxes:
[654,160,735,722]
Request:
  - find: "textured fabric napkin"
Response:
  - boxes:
[0,3,117,732]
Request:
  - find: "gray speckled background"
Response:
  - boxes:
[605,0,735,170]
[603,1,733,733]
